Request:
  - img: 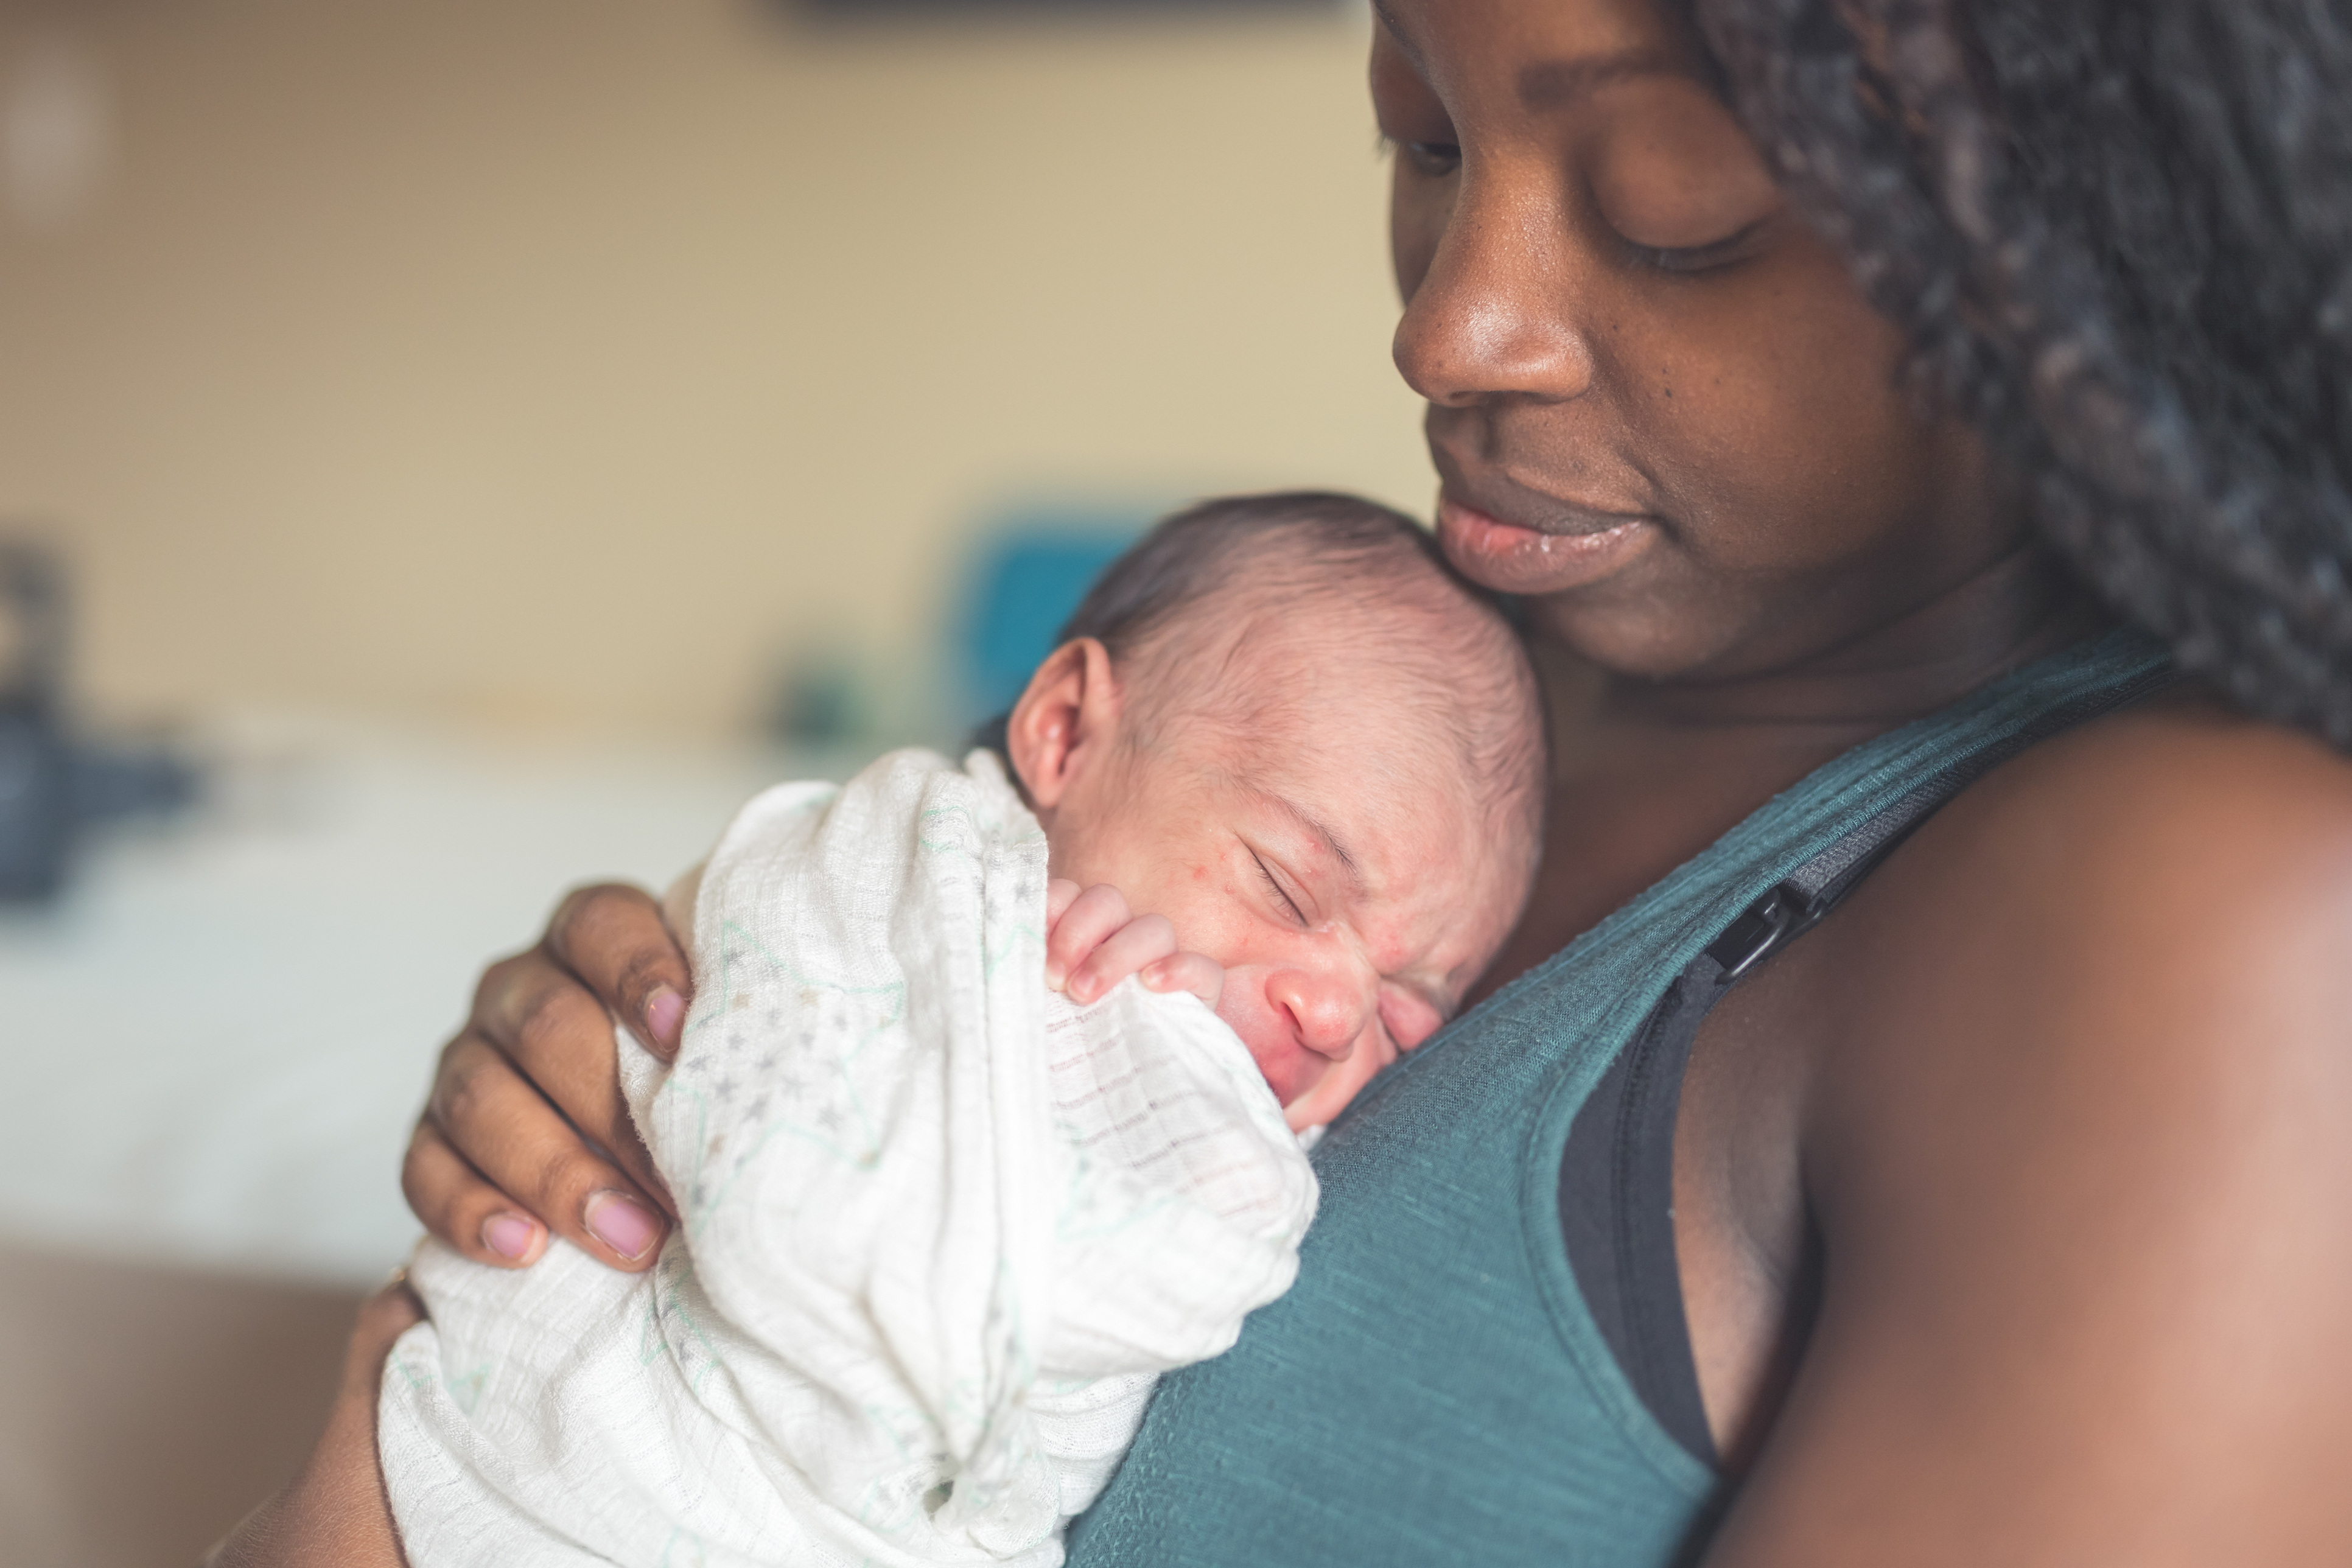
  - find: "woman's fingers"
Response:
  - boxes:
[1141,951,1225,1010]
[1045,883,1132,991]
[542,882,693,1060]
[405,887,684,1278]
[467,946,669,1205]
[401,1118,548,1268]
[419,1031,669,1270]
[1066,912,1178,1004]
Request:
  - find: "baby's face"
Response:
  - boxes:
[1039,665,1533,1129]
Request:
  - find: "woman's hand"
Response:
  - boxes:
[403,883,686,1273]
[1045,879,1225,1010]
[204,1279,422,1567]
[404,877,1216,1276]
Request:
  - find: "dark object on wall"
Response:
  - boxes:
[769,648,869,747]
[0,540,200,902]
[795,0,1342,13]
[0,545,73,899]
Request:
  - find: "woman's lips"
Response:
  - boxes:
[1435,496,1656,595]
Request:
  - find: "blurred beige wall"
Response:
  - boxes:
[0,0,1430,739]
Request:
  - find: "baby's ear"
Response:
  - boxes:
[1006,638,1121,810]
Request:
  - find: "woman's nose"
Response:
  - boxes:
[1391,172,1596,410]
[1265,968,1371,1060]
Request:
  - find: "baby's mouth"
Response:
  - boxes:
[1254,1044,1322,1109]
[1224,1017,1322,1108]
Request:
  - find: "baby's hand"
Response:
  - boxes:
[1044,880,1223,1010]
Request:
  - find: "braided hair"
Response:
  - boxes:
[1689,0,2352,745]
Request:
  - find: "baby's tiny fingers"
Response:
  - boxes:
[1066,912,1176,1003]
[1142,952,1224,1010]
[1046,878,1082,928]
[1045,883,1131,990]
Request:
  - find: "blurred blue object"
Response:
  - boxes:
[956,509,1148,730]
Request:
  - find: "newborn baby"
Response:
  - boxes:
[378,492,1545,1567]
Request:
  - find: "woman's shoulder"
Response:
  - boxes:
[1777,689,2352,1045]
[1704,698,2352,1559]
[1919,686,2352,933]
[2004,679,2351,800]
[1801,685,2352,1195]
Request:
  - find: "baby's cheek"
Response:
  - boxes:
[1209,971,1319,1110]
[1211,980,1284,1069]
[1379,989,1444,1053]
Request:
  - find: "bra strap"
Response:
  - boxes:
[1563,659,2183,1466]
[1707,659,2184,979]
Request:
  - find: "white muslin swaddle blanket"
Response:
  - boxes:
[378,747,1318,1567]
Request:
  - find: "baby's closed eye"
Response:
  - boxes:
[1248,848,1309,927]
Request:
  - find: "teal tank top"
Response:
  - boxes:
[1063,629,2173,1567]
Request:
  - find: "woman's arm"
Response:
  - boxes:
[204,1283,421,1568]
[1713,710,2352,1565]
[404,883,687,1271]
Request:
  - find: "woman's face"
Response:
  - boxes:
[1377,0,2021,682]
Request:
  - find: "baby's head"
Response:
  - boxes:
[1002,492,1546,1128]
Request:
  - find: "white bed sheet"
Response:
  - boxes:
[0,713,828,1286]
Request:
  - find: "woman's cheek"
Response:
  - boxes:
[1389,161,1446,302]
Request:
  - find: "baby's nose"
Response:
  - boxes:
[1266,968,1371,1060]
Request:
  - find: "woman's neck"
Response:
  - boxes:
[1475,547,2114,996]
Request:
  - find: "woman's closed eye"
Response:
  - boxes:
[1619,215,1773,276]
[1396,138,1461,178]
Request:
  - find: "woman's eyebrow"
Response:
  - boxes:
[1518,48,1681,110]
[1367,1,1678,114]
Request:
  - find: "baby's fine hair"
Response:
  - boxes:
[1054,491,1548,845]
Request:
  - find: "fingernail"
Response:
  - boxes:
[1043,962,1065,991]
[584,1191,662,1261]
[1070,974,1094,1003]
[644,985,685,1046]
[481,1211,539,1261]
